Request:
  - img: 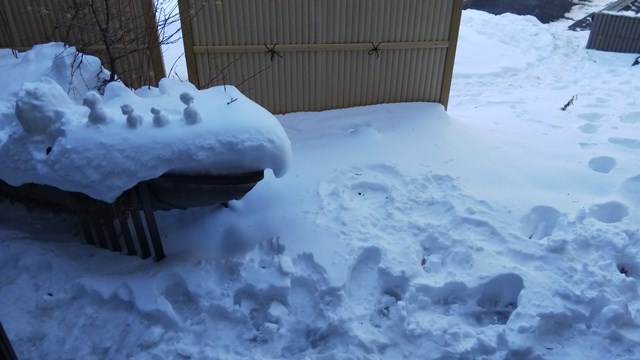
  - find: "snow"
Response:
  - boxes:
[2,7,640,360]
[564,0,619,19]
[603,10,640,17]
[0,43,292,202]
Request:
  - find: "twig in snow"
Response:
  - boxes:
[561,95,577,111]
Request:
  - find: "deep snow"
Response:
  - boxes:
[1,6,640,360]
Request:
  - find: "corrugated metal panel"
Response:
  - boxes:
[0,0,165,88]
[180,0,462,113]
[587,12,640,53]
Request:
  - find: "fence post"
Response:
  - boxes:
[440,0,463,110]
[178,0,200,87]
[0,321,18,360]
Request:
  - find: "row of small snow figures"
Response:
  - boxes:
[82,92,202,128]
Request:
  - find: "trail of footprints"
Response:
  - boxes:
[584,153,638,218]
[347,245,524,327]
[520,201,630,241]
[320,164,530,335]
[155,160,637,356]
[578,109,638,217]
[154,162,637,355]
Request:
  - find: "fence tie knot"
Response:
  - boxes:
[368,42,382,59]
[265,44,283,62]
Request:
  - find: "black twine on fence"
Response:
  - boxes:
[368,42,382,59]
[265,44,283,62]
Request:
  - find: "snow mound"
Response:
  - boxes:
[0,44,292,202]
[14,77,72,136]
[455,10,554,75]
[0,43,105,106]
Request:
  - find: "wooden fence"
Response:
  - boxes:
[587,12,640,53]
[0,0,165,89]
[178,0,463,113]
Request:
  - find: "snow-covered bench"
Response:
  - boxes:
[0,44,292,261]
[0,171,264,261]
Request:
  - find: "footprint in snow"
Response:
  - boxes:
[413,273,524,326]
[620,112,640,124]
[588,156,616,174]
[350,181,392,205]
[608,137,640,149]
[155,273,199,321]
[616,232,640,280]
[578,123,600,134]
[474,273,524,326]
[346,247,382,304]
[288,277,320,320]
[578,112,605,122]
[520,206,562,240]
[617,259,639,280]
[233,284,288,332]
[619,175,640,205]
[587,201,629,224]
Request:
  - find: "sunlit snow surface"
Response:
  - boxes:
[1,9,640,360]
[0,43,291,202]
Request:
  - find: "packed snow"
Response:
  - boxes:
[0,43,291,202]
[1,6,640,360]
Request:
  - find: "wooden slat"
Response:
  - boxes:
[137,183,165,262]
[441,0,463,109]
[104,217,122,252]
[81,220,96,246]
[130,210,151,260]
[93,222,110,250]
[119,218,137,256]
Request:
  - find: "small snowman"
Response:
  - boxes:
[151,107,170,128]
[180,92,201,125]
[83,91,108,125]
[120,104,143,129]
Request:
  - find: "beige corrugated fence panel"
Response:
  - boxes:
[0,0,165,89]
[587,12,640,53]
[179,0,462,113]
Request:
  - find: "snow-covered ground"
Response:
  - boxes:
[2,7,640,360]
